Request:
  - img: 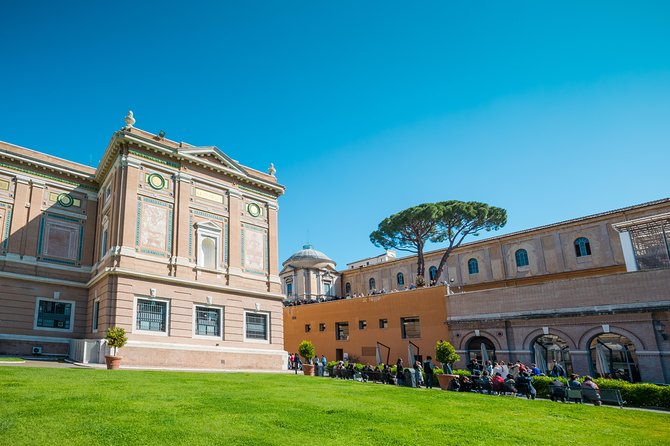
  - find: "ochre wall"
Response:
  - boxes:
[283,286,448,365]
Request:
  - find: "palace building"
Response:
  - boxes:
[0,112,287,370]
[282,199,670,383]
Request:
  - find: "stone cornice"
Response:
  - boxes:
[95,130,285,197]
[447,300,670,323]
[88,267,285,301]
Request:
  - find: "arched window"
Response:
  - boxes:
[429,266,438,281]
[574,237,591,257]
[396,272,404,286]
[532,334,572,375]
[515,249,529,267]
[345,282,351,296]
[369,278,376,291]
[466,336,496,362]
[468,258,479,275]
[201,237,216,269]
[589,333,640,382]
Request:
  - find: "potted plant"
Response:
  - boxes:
[415,275,426,288]
[298,340,316,376]
[104,326,128,370]
[435,340,460,390]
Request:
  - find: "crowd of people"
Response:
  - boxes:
[455,358,602,404]
[322,356,604,406]
[282,282,448,307]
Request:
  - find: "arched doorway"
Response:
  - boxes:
[466,336,496,363]
[589,333,640,382]
[531,334,572,375]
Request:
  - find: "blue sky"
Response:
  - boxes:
[1,1,669,267]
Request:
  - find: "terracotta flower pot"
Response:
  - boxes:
[302,364,315,376]
[105,355,123,370]
[436,373,459,390]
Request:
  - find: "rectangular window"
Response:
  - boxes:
[401,317,421,339]
[305,324,311,333]
[319,323,326,332]
[35,298,73,331]
[379,318,388,329]
[100,229,108,261]
[286,282,293,297]
[92,300,99,332]
[195,306,221,337]
[359,320,367,330]
[136,298,168,333]
[245,312,268,341]
[323,282,331,296]
[336,322,349,341]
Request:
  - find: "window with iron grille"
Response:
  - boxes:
[336,322,349,341]
[319,323,326,332]
[195,306,221,337]
[136,299,168,333]
[245,312,268,340]
[359,320,367,330]
[36,299,73,330]
[379,318,388,329]
[401,317,420,339]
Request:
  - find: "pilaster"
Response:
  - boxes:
[24,178,46,257]
[173,172,192,275]
[7,175,30,255]
[227,189,242,275]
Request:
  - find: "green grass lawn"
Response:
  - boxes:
[0,368,668,445]
[0,357,24,362]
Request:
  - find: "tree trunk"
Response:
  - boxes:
[417,248,425,278]
[434,249,451,284]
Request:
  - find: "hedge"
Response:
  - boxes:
[532,376,670,409]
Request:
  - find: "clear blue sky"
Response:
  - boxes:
[1,1,669,268]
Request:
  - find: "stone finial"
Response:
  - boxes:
[268,163,276,176]
[124,110,136,129]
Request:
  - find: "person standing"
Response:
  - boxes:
[423,356,435,389]
[550,359,566,378]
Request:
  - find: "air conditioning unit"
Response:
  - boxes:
[32,346,43,355]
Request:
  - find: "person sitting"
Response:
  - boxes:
[458,376,472,392]
[568,373,582,403]
[503,374,517,395]
[550,378,566,402]
[515,372,536,399]
[492,372,505,394]
[530,363,541,376]
[581,376,602,406]
[479,370,493,394]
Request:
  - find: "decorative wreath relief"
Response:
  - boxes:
[147,173,166,190]
[57,193,74,207]
[247,202,262,217]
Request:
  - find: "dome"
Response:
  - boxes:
[282,244,336,268]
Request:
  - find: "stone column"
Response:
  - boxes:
[569,351,591,376]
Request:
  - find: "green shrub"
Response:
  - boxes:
[105,327,128,356]
[297,340,315,362]
[452,369,471,378]
[435,340,459,371]
[531,375,670,409]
